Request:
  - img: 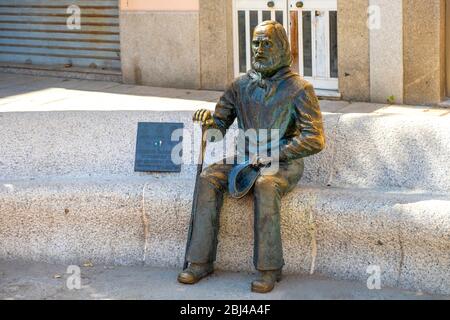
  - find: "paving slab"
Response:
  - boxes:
[0,260,447,300]
[1,73,449,115]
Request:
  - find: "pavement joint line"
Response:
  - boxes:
[141,182,150,265]
[325,113,343,187]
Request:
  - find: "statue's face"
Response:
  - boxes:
[251,24,284,75]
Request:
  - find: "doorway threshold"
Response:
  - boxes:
[316,89,341,100]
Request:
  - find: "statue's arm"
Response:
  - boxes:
[279,84,325,161]
[211,83,237,137]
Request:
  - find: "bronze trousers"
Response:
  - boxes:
[186,158,304,271]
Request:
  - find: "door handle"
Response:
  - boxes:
[296,1,304,8]
[315,10,322,17]
[267,1,275,8]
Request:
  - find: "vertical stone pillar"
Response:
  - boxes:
[337,0,371,102]
[368,0,404,104]
[403,0,446,105]
[199,0,235,90]
[447,0,450,96]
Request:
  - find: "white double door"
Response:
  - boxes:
[233,0,338,91]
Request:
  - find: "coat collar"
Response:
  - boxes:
[248,66,295,85]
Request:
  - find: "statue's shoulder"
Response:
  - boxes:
[288,76,317,98]
[287,72,313,90]
[231,73,251,86]
[222,73,252,95]
[285,75,319,106]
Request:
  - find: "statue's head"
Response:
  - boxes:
[251,20,292,76]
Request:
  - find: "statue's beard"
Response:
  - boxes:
[252,55,284,77]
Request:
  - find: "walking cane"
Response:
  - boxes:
[183,121,207,270]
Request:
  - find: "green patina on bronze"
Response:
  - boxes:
[178,21,325,293]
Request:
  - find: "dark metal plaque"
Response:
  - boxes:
[134,122,184,172]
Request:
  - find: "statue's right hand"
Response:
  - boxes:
[192,109,214,127]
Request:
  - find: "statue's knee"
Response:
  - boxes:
[254,176,278,195]
[199,171,223,191]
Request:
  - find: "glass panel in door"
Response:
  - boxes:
[289,0,338,90]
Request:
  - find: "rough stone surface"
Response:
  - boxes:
[142,180,450,295]
[2,111,449,192]
[0,177,145,265]
[1,178,449,295]
[0,111,197,180]
[332,113,450,192]
[0,111,339,185]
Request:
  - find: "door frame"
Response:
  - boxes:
[232,0,338,91]
[290,0,338,90]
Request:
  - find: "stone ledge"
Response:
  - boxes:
[1,177,448,295]
[1,111,449,192]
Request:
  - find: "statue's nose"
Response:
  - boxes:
[257,43,264,52]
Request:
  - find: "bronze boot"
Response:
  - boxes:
[251,269,282,293]
[177,263,214,285]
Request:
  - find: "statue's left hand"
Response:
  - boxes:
[250,155,272,167]
[192,109,214,128]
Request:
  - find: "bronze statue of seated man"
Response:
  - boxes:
[178,20,325,293]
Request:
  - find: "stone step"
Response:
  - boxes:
[0,110,449,192]
[1,176,448,295]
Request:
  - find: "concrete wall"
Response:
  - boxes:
[120,5,201,89]
[369,0,403,104]
[403,0,446,105]
[337,0,371,102]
